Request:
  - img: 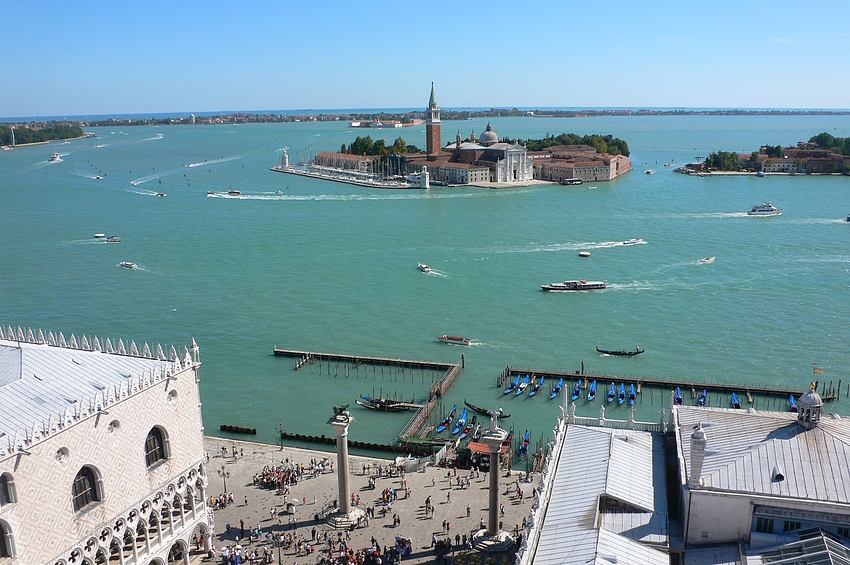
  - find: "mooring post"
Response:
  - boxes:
[461,353,465,368]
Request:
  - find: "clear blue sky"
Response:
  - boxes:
[3,0,849,117]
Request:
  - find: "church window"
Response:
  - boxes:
[0,474,15,505]
[0,519,15,557]
[72,466,101,512]
[145,427,170,468]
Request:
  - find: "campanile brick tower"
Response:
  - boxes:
[425,82,441,160]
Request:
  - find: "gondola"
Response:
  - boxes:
[360,393,406,407]
[607,382,616,403]
[436,405,456,433]
[697,389,707,407]
[355,399,410,412]
[789,395,798,412]
[617,383,626,405]
[503,374,521,395]
[570,381,582,401]
[464,399,510,419]
[587,380,597,401]
[596,346,644,356]
[451,408,469,435]
[550,377,564,400]
[731,392,741,409]
[515,374,531,396]
[517,430,531,459]
[628,384,636,406]
[459,415,477,440]
[502,426,514,446]
[528,375,545,397]
[674,386,683,405]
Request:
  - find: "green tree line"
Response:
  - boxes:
[516,133,630,156]
[340,135,420,156]
[809,132,850,156]
[1,125,84,145]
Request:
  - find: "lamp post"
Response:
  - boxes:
[217,465,229,494]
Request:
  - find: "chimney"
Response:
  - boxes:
[688,423,706,489]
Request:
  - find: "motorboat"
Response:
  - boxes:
[789,395,798,412]
[503,375,521,395]
[541,280,606,291]
[747,202,781,216]
[207,191,216,196]
[622,238,645,245]
[94,233,106,239]
[50,153,61,162]
[596,346,644,356]
[587,380,597,401]
[106,235,121,243]
[119,261,137,269]
[528,375,545,397]
[515,374,530,396]
[617,383,626,405]
[406,172,421,183]
[698,256,715,264]
[560,177,582,185]
[846,213,850,222]
[698,389,707,407]
[451,408,468,435]
[731,392,741,409]
[570,381,582,401]
[437,335,471,346]
[578,251,591,257]
[644,169,653,174]
[674,386,683,405]
[227,189,241,195]
[607,382,616,403]
[756,171,766,177]
[156,192,166,197]
[436,405,457,433]
[628,384,636,406]
[418,263,431,273]
[550,377,564,400]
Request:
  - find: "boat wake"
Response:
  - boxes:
[186,155,242,168]
[142,134,164,141]
[73,172,103,180]
[129,188,166,197]
[129,172,168,185]
[606,281,660,292]
[206,190,529,202]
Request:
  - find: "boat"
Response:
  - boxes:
[515,374,530,396]
[517,430,531,459]
[596,346,644,356]
[628,384,636,406]
[698,256,715,264]
[94,233,106,239]
[502,426,514,446]
[359,393,408,408]
[503,374,521,395]
[550,377,564,400]
[437,335,471,346]
[731,392,741,409]
[541,280,607,291]
[464,399,510,419]
[227,189,241,195]
[756,171,766,177]
[156,192,166,197]
[451,408,468,435]
[355,399,409,412]
[607,382,616,403]
[207,191,216,196]
[459,415,477,440]
[570,381,582,401]
[587,380,597,401]
[674,386,683,405]
[418,263,431,273]
[528,375,545,397]
[789,395,798,412]
[622,238,645,245]
[578,251,591,257]
[697,389,707,407]
[50,153,61,162]
[406,172,421,183]
[644,169,653,174]
[107,235,121,243]
[617,383,626,405]
[119,261,137,269]
[435,406,456,433]
[560,177,582,185]
[747,202,781,216]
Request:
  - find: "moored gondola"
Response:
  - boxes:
[436,405,457,433]
[550,377,564,400]
[464,399,510,419]
[596,346,644,356]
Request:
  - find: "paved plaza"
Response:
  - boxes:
[193,436,533,564]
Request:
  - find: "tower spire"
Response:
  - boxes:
[425,82,442,159]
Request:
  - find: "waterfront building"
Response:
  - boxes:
[314,151,380,172]
[0,326,210,565]
[532,145,632,182]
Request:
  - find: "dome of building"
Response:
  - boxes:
[798,384,823,411]
[797,382,823,429]
[479,123,499,146]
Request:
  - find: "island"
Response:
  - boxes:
[1,124,86,147]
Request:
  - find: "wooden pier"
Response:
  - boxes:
[274,347,462,443]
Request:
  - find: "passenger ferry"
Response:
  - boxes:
[418,263,431,273]
[541,280,607,291]
[747,202,781,216]
[119,261,137,269]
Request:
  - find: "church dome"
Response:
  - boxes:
[479,123,499,146]
[798,384,823,411]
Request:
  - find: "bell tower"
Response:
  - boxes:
[425,82,441,160]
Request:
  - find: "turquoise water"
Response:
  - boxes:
[2,115,849,451]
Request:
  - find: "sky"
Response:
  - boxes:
[2,0,849,117]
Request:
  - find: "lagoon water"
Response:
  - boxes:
[2,114,849,452]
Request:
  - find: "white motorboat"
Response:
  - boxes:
[541,280,607,291]
[406,172,421,183]
[437,335,471,345]
[227,189,241,195]
[644,169,653,174]
[94,233,106,239]
[119,261,137,269]
[747,202,781,216]
[698,256,715,264]
[418,263,431,273]
[578,251,591,257]
[50,153,61,162]
[622,238,645,245]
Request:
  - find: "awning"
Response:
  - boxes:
[467,442,509,455]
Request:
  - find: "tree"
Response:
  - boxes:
[391,137,407,154]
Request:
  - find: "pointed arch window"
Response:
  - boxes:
[0,518,15,557]
[145,427,170,468]
[72,466,102,513]
[0,473,16,506]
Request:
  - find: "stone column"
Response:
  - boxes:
[328,409,354,515]
[479,426,509,536]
